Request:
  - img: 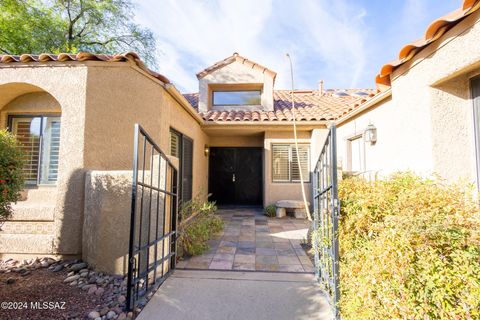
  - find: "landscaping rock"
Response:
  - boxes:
[88,311,101,319]
[52,264,64,272]
[117,313,127,320]
[99,306,109,316]
[95,287,105,296]
[88,286,98,295]
[70,262,87,272]
[6,277,15,284]
[64,274,81,283]
[107,310,117,319]
[118,295,126,304]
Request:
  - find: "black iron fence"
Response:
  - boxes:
[126,124,179,315]
[312,124,340,319]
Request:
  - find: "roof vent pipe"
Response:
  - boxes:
[318,80,324,96]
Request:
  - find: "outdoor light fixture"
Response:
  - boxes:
[204,144,210,157]
[364,123,377,144]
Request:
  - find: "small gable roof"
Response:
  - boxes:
[196,52,277,80]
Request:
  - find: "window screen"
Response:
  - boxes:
[272,144,310,182]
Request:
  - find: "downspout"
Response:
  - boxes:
[286,54,312,221]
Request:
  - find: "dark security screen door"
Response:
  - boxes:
[209,147,263,205]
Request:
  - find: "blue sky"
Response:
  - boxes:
[134,0,460,93]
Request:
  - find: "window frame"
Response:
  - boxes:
[271,143,310,183]
[346,133,366,173]
[212,89,262,107]
[169,127,194,204]
[471,76,480,190]
[7,113,61,186]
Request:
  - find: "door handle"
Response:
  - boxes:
[232,174,236,182]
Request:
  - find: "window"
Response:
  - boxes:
[10,115,61,185]
[272,144,310,182]
[212,90,261,106]
[170,129,193,203]
[347,135,365,173]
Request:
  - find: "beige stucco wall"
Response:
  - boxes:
[209,134,264,147]
[0,64,88,258]
[263,130,312,207]
[336,96,436,178]
[83,64,209,199]
[338,10,480,184]
[198,60,275,113]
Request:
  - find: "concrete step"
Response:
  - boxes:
[21,187,58,203]
[10,203,55,221]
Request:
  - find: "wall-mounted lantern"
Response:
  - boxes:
[364,124,377,144]
[204,144,210,157]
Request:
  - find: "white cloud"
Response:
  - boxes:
[134,0,370,91]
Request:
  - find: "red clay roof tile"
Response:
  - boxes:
[183,89,377,122]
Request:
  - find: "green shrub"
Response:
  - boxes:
[264,204,276,217]
[0,129,24,223]
[337,173,480,320]
[177,194,224,258]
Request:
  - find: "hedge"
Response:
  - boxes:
[338,173,480,319]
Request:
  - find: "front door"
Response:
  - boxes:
[209,147,263,205]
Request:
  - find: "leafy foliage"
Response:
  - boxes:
[264,204,276,217]
[177,195,224,258]
[0,0,157,66]
[338,173,480,320]
[0,130,24,222]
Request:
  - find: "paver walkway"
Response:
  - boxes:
[137,270,332,320]
[177,208,313,272]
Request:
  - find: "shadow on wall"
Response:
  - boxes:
[56,168,87,256]
[81,171,133,275]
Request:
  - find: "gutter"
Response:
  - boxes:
[335,89,392,125]
[164,83,204,125]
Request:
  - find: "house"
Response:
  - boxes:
[0,0,479,274]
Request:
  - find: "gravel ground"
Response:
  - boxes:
[0,268,101,320]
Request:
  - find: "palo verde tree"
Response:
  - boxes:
[0,0,157,65]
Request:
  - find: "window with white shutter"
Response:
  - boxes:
[10,115,61,185]
[272,144,310,182]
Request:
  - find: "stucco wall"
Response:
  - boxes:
[338,10,480,184]
[209,134,264,147]
[83,64,209,200]
[263,131,312,207]
[337,96,436,178]
[0,64,88,257]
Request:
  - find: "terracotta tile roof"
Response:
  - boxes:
[376,0,480,89]
[183,89,377,122]
[196,52,277,80]
[0,52,171,84]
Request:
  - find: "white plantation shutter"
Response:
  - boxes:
[272,144,310,182]
[170,131,180,157]
[39,117,61,184]
[12,117,41,184]
[272,145,290,181]
[291,145,310,182]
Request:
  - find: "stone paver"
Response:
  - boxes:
[179,208,312,273]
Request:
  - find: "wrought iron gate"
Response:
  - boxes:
[312,124,340,319]
[126,124,179,314]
